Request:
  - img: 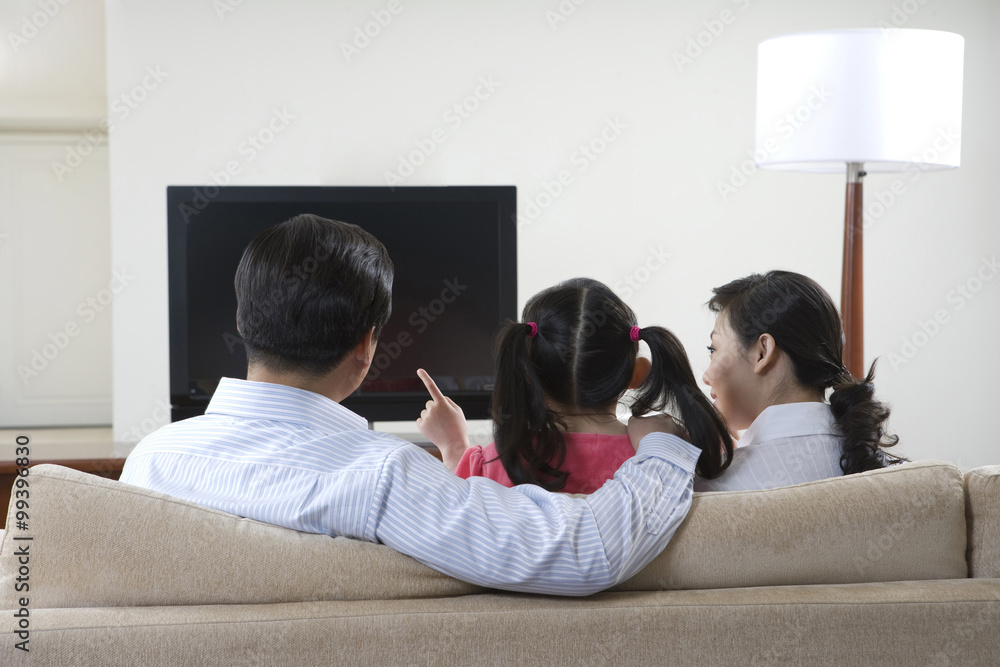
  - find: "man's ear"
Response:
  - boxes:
[751,333,779,375]
[352,328,377,365]
[628,357,652,389]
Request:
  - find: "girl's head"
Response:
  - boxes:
[491,277,731,490]
[705,270,904,474]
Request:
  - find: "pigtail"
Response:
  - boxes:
[491,322,569,491]
[631,326,733,478]
[829,360,906,475]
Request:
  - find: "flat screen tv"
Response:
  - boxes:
[167,185,517,423]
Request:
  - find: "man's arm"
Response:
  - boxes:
[367,428,700,596]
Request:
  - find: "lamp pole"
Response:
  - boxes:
[841,162,865,379]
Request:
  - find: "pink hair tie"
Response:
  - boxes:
[526,322,538,338]
[629,325,641,342]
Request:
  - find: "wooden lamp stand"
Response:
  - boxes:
[841,162,865,379]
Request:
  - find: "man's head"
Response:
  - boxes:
[235,213,393,378]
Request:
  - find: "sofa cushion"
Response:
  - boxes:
[14,580,1000,666]
[965,465,1000,578]
[0,459,969,609]
[612,459,968,592]
[0,465,484,610]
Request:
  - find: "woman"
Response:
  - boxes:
[696,270,906,492]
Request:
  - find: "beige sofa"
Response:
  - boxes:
[2,460,998,665]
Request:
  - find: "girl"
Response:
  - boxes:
[697,270,906,492]
[416,277,732,493]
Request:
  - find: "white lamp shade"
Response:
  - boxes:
[755,29,964,173]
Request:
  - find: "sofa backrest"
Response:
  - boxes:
[965,465,1000,578]
[0,460,971,609]
[612,459,968,592]
[0,464,484,610]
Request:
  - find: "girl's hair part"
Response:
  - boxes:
[490,278,732,489]
[707,271,905,475]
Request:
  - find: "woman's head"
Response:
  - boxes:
[705,270,904,474]
[704,271,844,429]
[491,278,731,489]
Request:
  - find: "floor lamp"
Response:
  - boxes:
[754,29,964,378]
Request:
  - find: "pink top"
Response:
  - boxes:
[455,433,636,494]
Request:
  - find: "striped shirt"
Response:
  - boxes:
[121,378,701,596]
[694,402,844,492]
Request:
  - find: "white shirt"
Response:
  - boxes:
[120,378,701,596]
[694,402,843,492]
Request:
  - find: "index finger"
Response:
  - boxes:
[416,368,446,402]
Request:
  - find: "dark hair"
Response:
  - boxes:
[234,213,393,377]
[707,270,905,475]
[491,278,732,490]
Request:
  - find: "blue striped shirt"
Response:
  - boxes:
[121,378,700,596]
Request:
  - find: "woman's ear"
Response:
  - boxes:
[751,333,779,375]
[629,356,652,389]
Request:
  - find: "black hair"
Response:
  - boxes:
[491,277,732,490]
[234,213,393,377]
[707,270,905,475]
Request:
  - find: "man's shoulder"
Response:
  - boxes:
[126,414,417,469]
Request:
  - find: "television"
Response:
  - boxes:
[167,185,517,423]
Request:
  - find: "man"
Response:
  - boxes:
[121,213,699,596]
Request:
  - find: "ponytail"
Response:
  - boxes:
[631,326,733,478]
[829,360,905,475]
[491,321,569,491]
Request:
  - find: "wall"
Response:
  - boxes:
[104,0,1000,469]
[0,0,111,428]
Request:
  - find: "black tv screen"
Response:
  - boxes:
[167,186,517,423]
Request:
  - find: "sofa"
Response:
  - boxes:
[1,459,998,665]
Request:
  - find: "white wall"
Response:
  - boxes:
[105,0,1000,469]
[0,0,106,127]
[1,0,112,428]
